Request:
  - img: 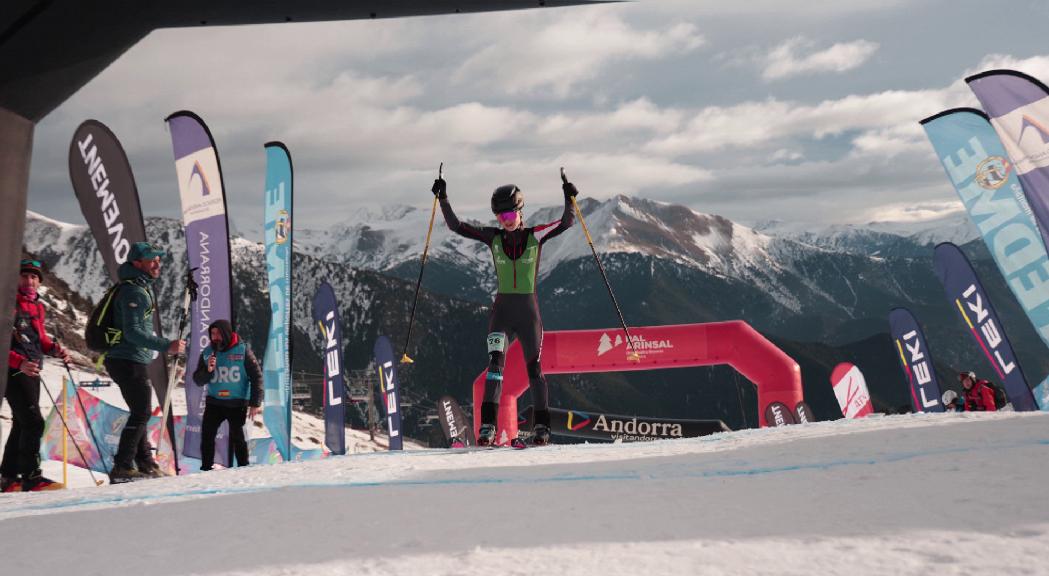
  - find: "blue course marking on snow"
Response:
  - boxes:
[6,435,1049,516]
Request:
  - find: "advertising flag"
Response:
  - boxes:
[888,307,945,413]
[373,336,402,451]
[968,70,1049,257]
[263,142,294,460]
[933,242,1037,410]
[166,111,235,461]
[921,108,1049,352]
[313,281,346,455]
[68,120,172,452]
[830,362,874,418]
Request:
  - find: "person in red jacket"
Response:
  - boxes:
[960,371,997,412]
[1,259,70,492]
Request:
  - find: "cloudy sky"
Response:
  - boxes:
[26,0,1049,238]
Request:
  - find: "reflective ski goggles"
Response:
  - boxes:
[20,259,41,267]
[497,210,520,223]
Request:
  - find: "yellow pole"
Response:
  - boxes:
[62,376,68,488]
[564,167,641,363]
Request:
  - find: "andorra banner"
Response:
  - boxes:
[263,142,294,460]
[830,362,874,419]
[166,111,235,462]
[520,405,730,441]
[313,281,345,456]
[888,307,944,413]
[933,242,1037,410]
[68,120,172,452]
[921,108,1049,353]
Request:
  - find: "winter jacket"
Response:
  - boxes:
[9,290,62,369]
[105,262,170,365]
[964,379,997,412]
[192,320,263,408]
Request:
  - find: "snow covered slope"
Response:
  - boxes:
[0,401,1046,575]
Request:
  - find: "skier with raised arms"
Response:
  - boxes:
[432,173,577,447]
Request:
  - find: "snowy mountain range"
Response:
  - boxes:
[20,195,1049,429]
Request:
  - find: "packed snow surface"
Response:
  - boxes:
[2,364,1047,575]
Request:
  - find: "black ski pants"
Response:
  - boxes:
[104,358,155,470]
[200,403,248,471]
[0,369,44,478]
[483,293,549,427]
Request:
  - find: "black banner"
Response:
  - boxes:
[764,402,796,426]
[437,396,474,446]
[521,406,730,442]
[68,120,171,414]
[794,402,815,424]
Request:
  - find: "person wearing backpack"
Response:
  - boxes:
[1,259,70,492]
[960,371,997,412]
[103,242,185,483]
[191,319,263,471]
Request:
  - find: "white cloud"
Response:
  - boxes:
[452,12,705,98]
[762,37,879,81]
[864,200,966,223]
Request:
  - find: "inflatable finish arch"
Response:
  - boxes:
[472,321,803,444]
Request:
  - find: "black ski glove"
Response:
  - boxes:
[431,178,447,199]
[562,181,579,199]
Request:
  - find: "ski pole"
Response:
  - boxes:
[39,375,104,486]
[54,328,111,476]
[155,267,197,475]
[401,162,442,364]
[562,167,641,362]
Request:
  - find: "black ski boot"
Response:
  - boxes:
[532,424,551,446]
[477,424,497,446]
[109,466,146,485]
[1,476,21,493]
[21,470,63,492]
[137,459,165,479]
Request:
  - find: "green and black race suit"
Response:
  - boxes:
[439,193,575,426]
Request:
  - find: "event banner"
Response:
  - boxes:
[437,396,474,446]
[313,281,346,455]
[520,405,730,441]
[263,142,294,460]
[373,336,402,450]
[830,362,874,418]
[41,382,187,475]
[166,111,234,462]
[933,242,1037,410]
[968,70,1049,258]
[888,307,944,413]
[921,108,1049,351]
[68,120,171,447]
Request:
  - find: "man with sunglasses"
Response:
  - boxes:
[104,242,185,483]
[2,259,70,491]
[432,175,577,447]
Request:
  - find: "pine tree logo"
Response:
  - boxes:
[597,333,613,356]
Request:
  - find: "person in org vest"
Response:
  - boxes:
[1,259,70,492]
[432,173,576,447]
[192,319,263,470]
[960,371,996,412]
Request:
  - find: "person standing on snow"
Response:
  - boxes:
[959,371,996,412]
[432,174,577,446]
[104,242,185,483]
[1,259,71,492]
[192,319,263,471]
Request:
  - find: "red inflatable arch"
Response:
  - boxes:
[472,321,803,445]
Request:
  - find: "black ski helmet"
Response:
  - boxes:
[491,184,524,214]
